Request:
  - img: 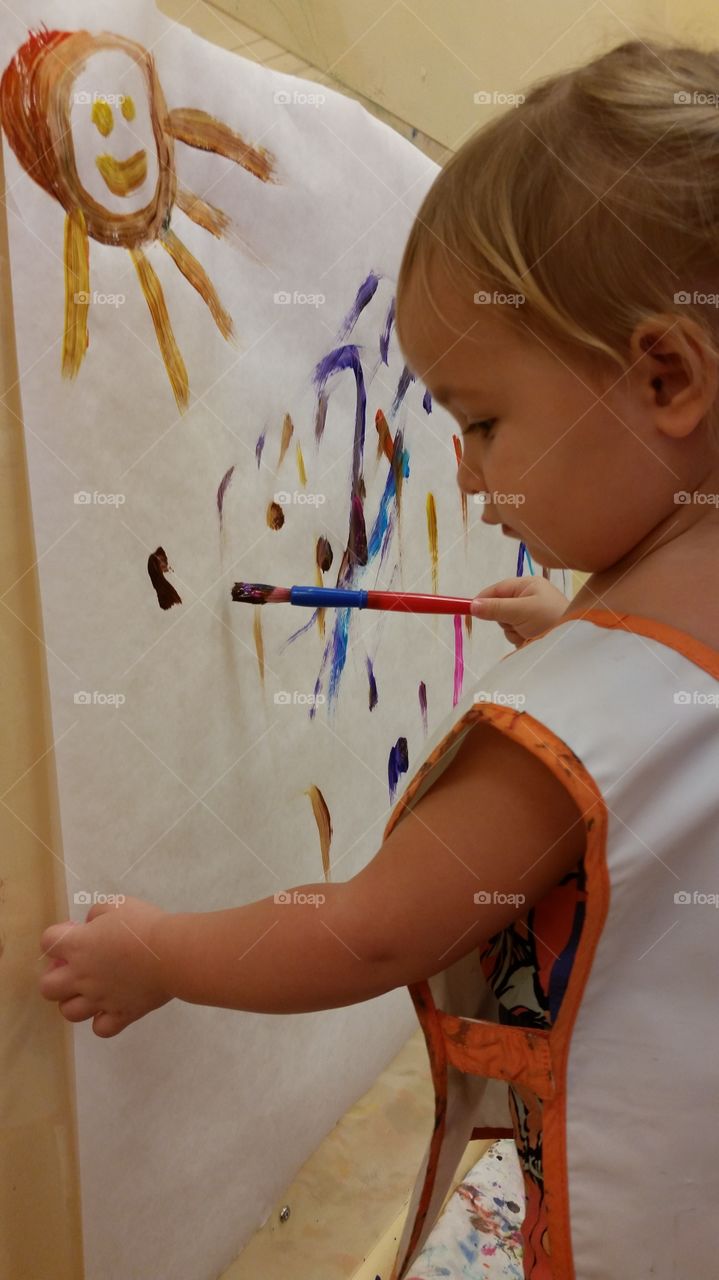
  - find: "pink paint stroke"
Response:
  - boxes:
[452,613,464,707]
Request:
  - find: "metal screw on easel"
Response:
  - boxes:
[279,1205,291,1223]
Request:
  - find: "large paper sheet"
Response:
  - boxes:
[0,4,562,1277]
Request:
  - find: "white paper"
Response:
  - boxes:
[0,4,565,1276]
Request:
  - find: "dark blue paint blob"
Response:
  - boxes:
[422,388,432,414]
[388,736,409,802]
[516,541,526,576]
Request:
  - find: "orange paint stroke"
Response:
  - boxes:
[62,207,89,378]
[426,492,439,594]
[452,433,468,530]
[159,227,233,340]
[166,107,276,182]
[304,784,333,881]
[130,246,189,409]
[176,185,231,239]
[278,412,294,468]
[252,605,265,687]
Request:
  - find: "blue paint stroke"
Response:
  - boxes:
[379,296,395,364]
[366,437,410,559]
[388,736,409,802]
[391,363,415,416]
[422,388,432,413]
[516,541,526,576]
[338,271,380,340]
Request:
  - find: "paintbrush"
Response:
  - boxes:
[231,582,476,615]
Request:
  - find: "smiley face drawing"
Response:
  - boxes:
[0,28,277,409]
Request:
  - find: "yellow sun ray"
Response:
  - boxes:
[159,227,233,341]
[130,247,189,410]
[175,186,231,239]
[166,107,275,182]
[62,207,90,378]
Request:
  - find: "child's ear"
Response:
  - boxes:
[628,315,718,439]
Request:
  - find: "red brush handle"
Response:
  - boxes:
[365,590,473,615]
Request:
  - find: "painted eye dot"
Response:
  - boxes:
[120,95,136,121]
[91,99,113,136]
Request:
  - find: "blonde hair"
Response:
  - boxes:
[396,38,719,447]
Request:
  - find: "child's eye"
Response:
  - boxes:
[466,418,497,435]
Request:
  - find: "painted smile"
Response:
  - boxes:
[95,149,147,195]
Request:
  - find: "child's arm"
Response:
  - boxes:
[39,720,587,1036]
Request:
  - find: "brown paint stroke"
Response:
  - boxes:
[159,227,233,340]
[277,412,294,469]
[166,107,276,182]
[176,185,231,238]
[147,546,182,610]
[304,784,333,882]
[374,408,394,463]
[266,501,285,530]
[252,605,265,687]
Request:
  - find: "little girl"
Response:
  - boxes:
[40,37,719,1279]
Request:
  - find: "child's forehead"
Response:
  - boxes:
[399,302,516,390]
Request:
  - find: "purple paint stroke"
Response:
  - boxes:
[418,681,428,734]
[422,388,432,413]
[453,614,464,707]
[388,736,409,803]
[313,345,367,495]
[391,364,415,417]
[379,296,395,364]
[255,430,266,469]
[216,465,235,528]
[516,541,526,576]
[366,657,378,711]
[308,675,323,720]
[338,271,380,340]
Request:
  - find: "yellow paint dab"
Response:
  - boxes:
[91,99,113,136]
[121,94,136,121]
[426,492,439,594]
[296,442,307,487]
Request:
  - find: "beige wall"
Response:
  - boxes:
[2,1,708,1274]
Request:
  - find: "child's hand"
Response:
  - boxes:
[470,576,569,646]
[39,895,173,1038]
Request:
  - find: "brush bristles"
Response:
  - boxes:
[231,582,288,605]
